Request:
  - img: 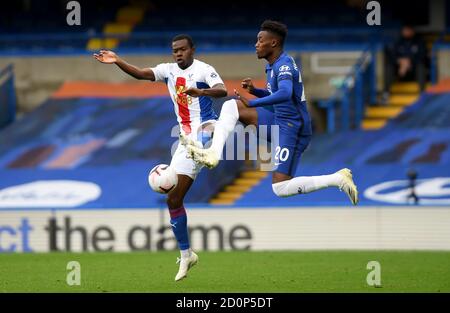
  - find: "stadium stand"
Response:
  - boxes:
[0,93,244,207]
[0,0,447,209]
[0,0,404,54]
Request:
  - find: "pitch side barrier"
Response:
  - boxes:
[0,206,449,253]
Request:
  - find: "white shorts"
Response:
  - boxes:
[170,143,203,180]
[169,120,216,180]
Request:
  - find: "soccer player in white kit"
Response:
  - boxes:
[94,34,228,281]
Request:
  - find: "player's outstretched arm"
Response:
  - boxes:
[184,83,227,98]
[93,50,156,81]
[241,78,270,98]
[245,79,292,107]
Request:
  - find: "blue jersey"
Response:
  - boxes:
[261,52,312,136]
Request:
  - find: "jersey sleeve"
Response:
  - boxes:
[277,62,294,82]
[248,79,292,107]
[203,65,224,87]
[150,63,169,82]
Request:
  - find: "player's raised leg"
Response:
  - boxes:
[182,99,257,168]
[271,169,358,205]
[268,134,358,205]
[167,174,198,281]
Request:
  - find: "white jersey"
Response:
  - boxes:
[151,59,224,136]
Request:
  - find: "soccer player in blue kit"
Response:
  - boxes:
[183,20,358,205]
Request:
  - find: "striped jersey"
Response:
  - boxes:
[151,59,224,135]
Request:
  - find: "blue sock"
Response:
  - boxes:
[169,206,190,250]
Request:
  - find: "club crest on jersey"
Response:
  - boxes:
[176,85,186,94]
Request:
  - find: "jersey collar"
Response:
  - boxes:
[178,59,197,71]
[265,51,286,73]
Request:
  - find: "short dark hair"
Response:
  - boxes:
[172,34,195,48]
[260,20,288,46]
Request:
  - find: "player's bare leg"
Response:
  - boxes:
[236,99,258,126]
[182,99,256,168]
[271,169,359,205]
[167,174,199,281]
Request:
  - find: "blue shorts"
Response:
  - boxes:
[256,106,312,176]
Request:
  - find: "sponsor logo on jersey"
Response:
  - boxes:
[279,65,291,72]
[174,77,193,106]
[278,71,293,77]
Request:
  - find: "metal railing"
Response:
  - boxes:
[0,64,16,128]
[318,47,377,133]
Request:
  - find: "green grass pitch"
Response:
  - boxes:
[1,251,449,292]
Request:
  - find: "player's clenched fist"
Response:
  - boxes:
[241,78,255,93]
[93,50,118,64]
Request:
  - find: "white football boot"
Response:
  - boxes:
[175,251,199,282]
[186,145,219,169]
[337,168,359,205]
[179,133,198,149]
[180,133,219,169]
[179,133,202,159]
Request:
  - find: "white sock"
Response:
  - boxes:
[180,248,191,258]
[211,99,239,159]
[272,173,343,197]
